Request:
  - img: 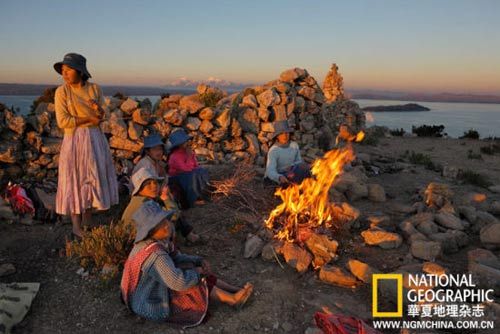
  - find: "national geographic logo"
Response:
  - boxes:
[372,274,403,317]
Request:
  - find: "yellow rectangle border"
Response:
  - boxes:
[372,274,403,317]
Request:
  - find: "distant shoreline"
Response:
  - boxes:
[1,83,500,105]
[350,93,500,105]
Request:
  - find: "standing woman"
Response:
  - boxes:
[53,53,119,237]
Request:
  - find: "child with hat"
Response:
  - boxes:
[167,129,210,208]
[122,167,201,245]
[264,120,311,186]
[121,200,253,326]
[132,133,167,178]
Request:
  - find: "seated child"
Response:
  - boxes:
[122,167,201,244]
[121,200,253,327]
[167,129,210,208]
[264,120,311,186]
[132,133,167,178]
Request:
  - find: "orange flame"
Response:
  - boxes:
[265,131,364,242]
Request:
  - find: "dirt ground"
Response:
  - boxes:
[1,136,499,334]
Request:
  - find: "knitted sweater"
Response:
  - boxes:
[264,141,303,183]
[54,82,104,134]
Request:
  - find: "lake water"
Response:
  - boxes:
[1,95,499,138]
[355,99,500,138]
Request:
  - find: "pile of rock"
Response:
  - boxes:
[0,64,365,181]
[151,65,364,166]
[99,96,152,175]
[322,63,345,103]
[22,102,63,179]
[0,103,28,179]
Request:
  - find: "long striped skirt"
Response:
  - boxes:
[56,127,119,215]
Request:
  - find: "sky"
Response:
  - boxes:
[0,0,499,94]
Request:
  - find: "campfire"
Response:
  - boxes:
[265,131,364,244]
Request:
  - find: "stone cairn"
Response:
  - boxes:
[0,64,365,181]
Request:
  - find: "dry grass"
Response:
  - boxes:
[210,163,274,216]
[66,221,134,274]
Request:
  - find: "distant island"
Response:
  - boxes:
[362,103,430,112]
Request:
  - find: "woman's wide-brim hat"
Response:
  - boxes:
[143,134,164,149]
[53,53,92,79]
[272,120,294,139]
[132,200,175,243]
[168,129,192,150]
[131,167,164,196]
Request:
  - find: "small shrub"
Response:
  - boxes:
[480,144,500,155]
[390,128,405,136]
[412,124,445,137]
[200,90,224,108]
[408,151,438,170]
[459,170,492,188]
[460,129,480,140]
[66,221,134,275]
[30,87,57,113]
[242,88,257,97]
[360,134,379,146]
[467,149,483,160]
[480,146,494,155]
[360,126,388,146]
[113,92,127,100]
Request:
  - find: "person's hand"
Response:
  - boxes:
[201,260,211,274]
[87,99,102,114]
[87,115,101,126]
[160,185,169,201]
[279,176,289,184]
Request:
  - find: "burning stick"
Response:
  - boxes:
[265,131,364,243]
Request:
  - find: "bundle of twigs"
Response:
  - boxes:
[210,163,273,216]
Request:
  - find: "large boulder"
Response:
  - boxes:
[361,229,403,249]
[304,233,338,268]
[257,89,281,108]
[319,265,358,288]
[109,137,143,153]
[279,68,307,83]
[480,223,500,248]
[179,95,204,114]
[346,259,375,284]
[238,108,260,134]
[282,242,312,273]
[434,212,466,230]
[215,109,231,129]
[120,98,139,114]
[411,240,442,261]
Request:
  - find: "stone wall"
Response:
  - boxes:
[0,65,365,180]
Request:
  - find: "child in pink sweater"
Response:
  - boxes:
[167,129,210,208]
